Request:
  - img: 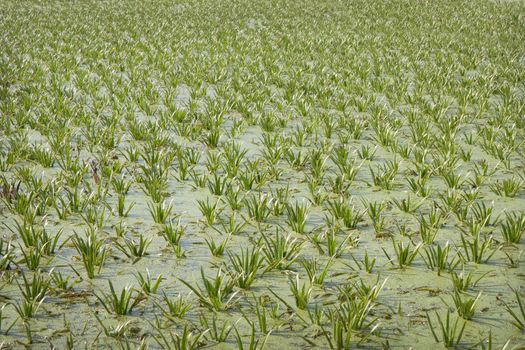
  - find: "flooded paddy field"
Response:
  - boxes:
[0,0,524,348]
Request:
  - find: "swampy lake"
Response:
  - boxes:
[0,0,524,349]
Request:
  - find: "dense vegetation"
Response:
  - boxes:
[1,0,524,348]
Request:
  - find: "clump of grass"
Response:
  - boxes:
[228,246,264,289]
[285,200,311,234]
[180,267,238,311]
[94,280,142,315]
[72,227,108,279]
[426,310,466,348]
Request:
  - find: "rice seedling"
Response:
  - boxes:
[135,269,162,295]
[421,242,459,276]
[179,267,238,311]
[153,324,208,350]
[500,211,525,244]
[383,240,421,269]
[208,173,228,196]
[391,194,424,214]
[458,234,497,264]
[326,197,365,230]
[285,200,311,234]
[369,159,399,190]
[199,314,234,343]
[350,250,376,274]
[364,200,387,234]
[228,246,264,289]
[288,274,312,310]
[426,310,466,348]
[261,229,303,271]
[197,197,221,226]
[148,200,173,224]
[72,227,108,279]
[504,289,525,331]
[49,269,77,291]
[301,257,333,285]
[244,193,272,223]
[489,177,524,198]
[451,290,481,320]
[155,292,192,320]
[114,234,152,261]
[234,320,271,350]
[94,281,142,315]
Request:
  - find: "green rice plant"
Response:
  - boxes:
[364,200,387,234]
[225,185,245,211]
[244,193,272,223]
[328,173,351,195]
[189,170,207,188]
[470,201,498,227]
[20,244,46,270]
[489,177,524,198]
[234,320,271,350]
[504,289,525,331]
[391,194,424,214]
[426,310,466,348]
[94,280,142,315]
[326,197,364,229]
[228,246,264,289]
[208,173,228,195]
[115,194,135,217]
[261,229,303,271]
[350,250,376,274]
[155,292,192,319]
[7,218,40,249]
[198,197,222,226]
[321,314,353,350]
[452,290,481,320]
[474,331,510,350]
[93,313,131,340]
[417,210,443,245]
[180,267,238,311]
[382,240,421,269]
[369,159,399,190]
[11,293,45,319]
[301,257,333,285]
[148,200,173,224]
[246,295,272,334]
[421,242,459,276]
[319,227,358,258]
[72,227,108,279]
[17,270,49,304]
[135,269,162,295]
[500,211,525,243]
[288,274,312,310]
[407,176,431,198]
[222,141,247,178]
[154,324,208,350]
[115,234,152,261]
[49,269,77,291]
[81,204,107,230]
[200,314,234,343]
[326,294,377,331]
[307,181,328,206]
[205,234,231,257]
[28,144,55,167]
[206,150,222,173]
[308,148,328,183]
[458,234,497,264]
[0,239,14,271]
[159,219,185,257]
[450,270,488,293]
[285,200,311,234]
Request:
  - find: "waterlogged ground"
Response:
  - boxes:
[1,0,525,349]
